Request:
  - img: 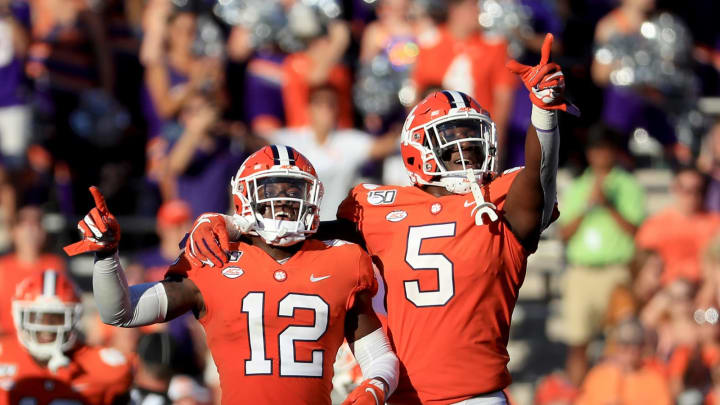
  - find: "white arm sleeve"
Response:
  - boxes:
[531,105,560,230]
[93,252,168,327]
[352,328,399,396]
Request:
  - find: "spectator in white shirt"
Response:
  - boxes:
[270,84,399,220]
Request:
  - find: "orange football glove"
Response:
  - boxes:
[342,379,386,405]
[183,213,232,268]
[64,186,120,256]
[506,33,580,117]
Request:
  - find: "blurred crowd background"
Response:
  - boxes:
[1,0,720,403]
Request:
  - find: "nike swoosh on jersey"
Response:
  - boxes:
[310,274,331,282]
[71,383,89,391]
[464,200,476,208]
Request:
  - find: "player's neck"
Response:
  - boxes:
[247,235,304,262]
[420,185,454,198]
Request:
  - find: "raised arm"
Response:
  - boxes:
[503,34,579,251]
[65,187,205,327]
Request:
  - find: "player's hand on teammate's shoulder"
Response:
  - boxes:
[506,33,580,116]
[64,186,121,256]
[183,213,254,268]
[184,213,231,268]
[342,378,387,405]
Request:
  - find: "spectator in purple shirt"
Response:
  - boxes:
[141,9,200,140]
[0,0,30,169]
[163,95,246,217]
[243,51,287,137]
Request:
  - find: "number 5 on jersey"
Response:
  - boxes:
[242,292,329,377]
[404,223,456,307]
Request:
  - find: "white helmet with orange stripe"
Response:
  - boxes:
[230,145,324,246]
[12,270,83,371]
[400,90,498,194]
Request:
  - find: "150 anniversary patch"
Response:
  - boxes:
[367,190,397,205]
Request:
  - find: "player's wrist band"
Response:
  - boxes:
[352,328,399,397]
[531,105,558,131]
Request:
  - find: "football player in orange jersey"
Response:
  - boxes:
[0,269,133,405]
[64,145,399,405]
[183,34,577,405]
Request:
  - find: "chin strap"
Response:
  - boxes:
[47,351,71,374]
[253,215,308,247]
[466,169,498,225]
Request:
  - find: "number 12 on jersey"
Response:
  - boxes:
[242,292,329,377]
[404,223,456,307]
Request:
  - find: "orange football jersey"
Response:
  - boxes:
[337,169,527,405]
[0,336,133,405]
[166,238,377,405]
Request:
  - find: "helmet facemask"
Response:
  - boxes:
[12,299,83,367]
[422,116,497,194]
[232,170,323,246]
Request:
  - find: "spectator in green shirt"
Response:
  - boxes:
[558,124,646,388]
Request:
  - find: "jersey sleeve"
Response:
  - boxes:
[346,249,378,311]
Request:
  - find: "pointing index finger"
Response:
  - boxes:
[540,33,553,65]
[89,186,109,215]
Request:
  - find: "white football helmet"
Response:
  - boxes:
[231,145,324,246]
[400,90,498,194]
[12,270,83,372]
